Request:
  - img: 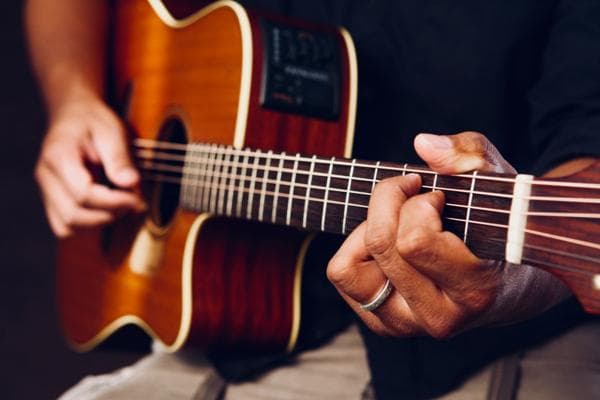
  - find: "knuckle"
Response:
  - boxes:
[395,227,433,261]
[72,184,92,206]
[425,314,462,340]
[326,255,358,289]
[61,208,79,228]
[463,131,488,151]
[373,178,407,200]
[364,227,395,258]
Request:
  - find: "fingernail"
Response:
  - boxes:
[117,168,139,185]
[418,134,452,150]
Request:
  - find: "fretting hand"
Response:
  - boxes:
[327,132,568,338]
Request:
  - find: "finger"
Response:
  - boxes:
[414,132,516,174]
[45,203,72,238]
[364,174,421,260]
[395,193,497,313]
[327,224,421,335]
[83,184,146,211]
[90,116,139,189]
[396,192,482,286]
[37,166,116,233]
[339,289,422,337]
[365,176,456,334]
[328,222,389,301]
[45,147,144,211]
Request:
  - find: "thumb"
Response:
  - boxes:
[91,118,139,188]
[414,132,516,175]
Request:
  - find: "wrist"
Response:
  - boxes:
[478,262,571,327]
[45,71,105,122]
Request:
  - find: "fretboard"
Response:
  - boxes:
[138,141,518,261]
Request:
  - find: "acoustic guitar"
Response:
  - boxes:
[57,0,600,355]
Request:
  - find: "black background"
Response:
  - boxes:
[0,1,142,398]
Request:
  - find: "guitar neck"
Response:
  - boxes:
[135,139,600,314]
[137,140,516,262]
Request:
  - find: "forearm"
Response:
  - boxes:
[25,0,109,118]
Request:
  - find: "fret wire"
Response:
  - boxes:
[371,161,381,194]
[286,154,300,226]
[432,172,439,192]
[321,157,336,232]
[196,147,208,211]
[217,147,231,215]
[203,144,215,212]
[201,145,216,211]
[146,157,600,203]
[272,152,286,224]
[210,148,224,213]
[402,163,408,176]
[303,155,317,229]
[247,149,261,220]
[153,164,600,216]
[226,148,238,216]
[236,150,250,218]
[258,151,273,222]
[143,157,517,200]
[146,162,600,212]
[148,172,600,252]
[135,139,600,190]
[463,171,478,243]
[343,159,356,234]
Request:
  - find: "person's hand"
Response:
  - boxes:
[35,96,145,238]
[327,132,520,338]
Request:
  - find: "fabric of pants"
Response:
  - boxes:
[59,320,600,400]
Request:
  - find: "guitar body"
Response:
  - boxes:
[57,0,357,353]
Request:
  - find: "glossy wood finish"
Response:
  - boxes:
[187,218,306,352]
[174,147,598,314]
[57,0,352,352]
[243,10,354,157]
[525,161,600,314]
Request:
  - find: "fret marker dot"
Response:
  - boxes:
[594,275,600,291]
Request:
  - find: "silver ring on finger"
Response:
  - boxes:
[359,279,393,312]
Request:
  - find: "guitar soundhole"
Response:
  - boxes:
[149,117,187,228]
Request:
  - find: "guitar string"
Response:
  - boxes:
[488,237,600,265]
[133,139,600,190]
[139,172,600,278]
[141,171,600,253]
[521,257,597,278]
[136,159,600,215]
[139,163,599,219]
[135,150,600,204]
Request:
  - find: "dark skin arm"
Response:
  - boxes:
[327,132,583,338]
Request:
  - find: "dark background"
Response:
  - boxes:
[0,1,144,398]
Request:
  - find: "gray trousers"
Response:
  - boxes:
[59,321,600,400]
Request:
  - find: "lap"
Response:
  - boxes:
[59,319,600,400]
[59,325,370,400]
